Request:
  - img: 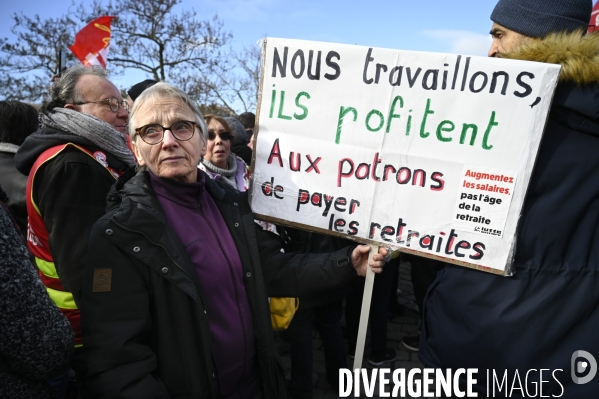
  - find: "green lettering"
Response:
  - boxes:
[420,98,435,138]
[269,89,276,118]
[436,120,455,142]
[460,124,478,146]
[386,95,403,133]
[277,91,292,120]
[335,106,358,144]
[366,109,384,132]
[293,91,310,120]
[482,111,498,150]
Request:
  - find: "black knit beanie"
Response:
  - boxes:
[491,0,592,38]
[223,116,249,146]
[127,79,158,101]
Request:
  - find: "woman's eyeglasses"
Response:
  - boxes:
[208,131,233,141]
[135,120,197,145]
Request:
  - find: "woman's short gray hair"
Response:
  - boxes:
[129,82,208,145]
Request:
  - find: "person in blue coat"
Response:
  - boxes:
[420,0,599,397]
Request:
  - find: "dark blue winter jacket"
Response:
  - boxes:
[421,31,599,398]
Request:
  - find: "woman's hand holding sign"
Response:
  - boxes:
[351,245,388,276]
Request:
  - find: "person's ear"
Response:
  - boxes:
[131,139,146,167]
[64,104,78,111]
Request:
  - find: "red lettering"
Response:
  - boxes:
[355,163,370,180]
[337,158,355,187]
[289,152,301,171]
[267,139,283,167]
[305,155,322,174]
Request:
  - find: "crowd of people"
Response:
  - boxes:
[0,0,598,397]
[0,65,388,398]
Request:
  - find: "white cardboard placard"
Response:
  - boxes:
[250,37,560,275]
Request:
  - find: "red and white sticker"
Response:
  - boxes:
[93,151,108,167]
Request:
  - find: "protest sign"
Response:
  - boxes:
[250,38,561,275]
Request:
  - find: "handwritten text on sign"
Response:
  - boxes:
[250,38,560,275]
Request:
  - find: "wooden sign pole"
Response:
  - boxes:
[353,245,378,369]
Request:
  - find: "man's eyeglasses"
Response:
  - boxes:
[135,120,197,145]
[208,130,233,141]
[74,97,129,113]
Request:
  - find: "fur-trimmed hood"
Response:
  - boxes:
[501,30,599,85]
[501,30,599,131]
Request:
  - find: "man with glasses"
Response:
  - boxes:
[14,65,136,399]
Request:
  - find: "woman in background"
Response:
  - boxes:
[199,114,249,191]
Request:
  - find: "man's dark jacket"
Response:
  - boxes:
[80,170,359,398]
[0,148,27,234]
[280,228,354,308]
[14,126,129,304]
[420,32,599,397]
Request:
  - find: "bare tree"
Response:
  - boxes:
[219,44,262,114]
[0,0,260,114]
[80,0,231,82]
[177,43,262,115]
[0,12,79,100]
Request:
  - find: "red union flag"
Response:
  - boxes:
[69,16,115,68]
[590,1,599,33]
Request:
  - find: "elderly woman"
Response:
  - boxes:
[200,114,249,191]
[80,82,386,399]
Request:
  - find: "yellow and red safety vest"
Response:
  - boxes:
[26,143,122,346]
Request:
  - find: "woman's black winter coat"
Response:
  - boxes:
[80,170,359,398]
